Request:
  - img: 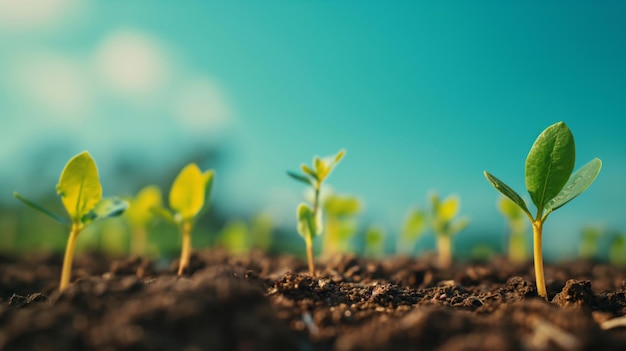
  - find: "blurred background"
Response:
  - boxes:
[1,0,625,262]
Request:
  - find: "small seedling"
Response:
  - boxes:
[154,163,214,275]
[14,151,127,291]
[578,226,602,261]
[125,185,162,256]
[396,207,427,255]
[322,193,361,257]
[363,225,386,258]
[484,121,602,299]
[609,234,626,267]
[429,193,469,268]
[288,149,345,276]
[498,196,528,263]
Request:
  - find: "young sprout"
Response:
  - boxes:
[429,193,469,268]
[124,185,163,257]
[484,121,602,299]
[14,151,127,291]
[288,149,345,276]
[363,225,386,258]
[154,163,214,276]
[609,234,626,267]
[578,226,602,262]
[396,207,427,256]
[498,196,529,264]
[322,193,362,257]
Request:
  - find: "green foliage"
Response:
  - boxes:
[396,208,427,255]
[430,193,469,238]
[364,225,385,258]
[609,235,626,267]
[218,219,249,254]
[322,193,362,256]
[125,185,162,229]
[498,197,528,263]
[579,226,602,261]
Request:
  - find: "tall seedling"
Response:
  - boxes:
[14,151,127,291]
[154,164,214,275]
[288,149,345,276]
[484,121,602,299]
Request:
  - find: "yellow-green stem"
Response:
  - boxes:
[437,235,452,268]
[532,220,548,299]
[305,235,315,276]
[60,223,82,292]
[178,221,193,276]
[131,227,147,257]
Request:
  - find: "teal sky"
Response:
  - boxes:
[1,1,625,258]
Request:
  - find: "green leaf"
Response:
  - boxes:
[323,194,361,217]
[151,206,176,224]
[543,158,602,217]
[525,122,575,212]
[402,209,426,240]
[450,218,470,236]
[297,203,316,239]
[484,171,532,218]
[287,171,313,186]
[334,149,346,164]
[498,196,525,220]
[57,151,103,222]
[438,195,460,221]
[125,185,163,228]
[13,192,68,226]
[169,163,208,221]
[81,197,128,224]
[301,164,318,180]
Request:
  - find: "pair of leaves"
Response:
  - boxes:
[288,149,346,187]
[297,203,323,239]
[485,122,602,221]
[430,193,469,237]
[154,163,214,225]
[14,151,127,226]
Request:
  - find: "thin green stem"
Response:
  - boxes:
[178,221,193,276]
[532,220,548,299]
[60,222,82,292]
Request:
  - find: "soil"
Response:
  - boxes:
[1,249,626,351]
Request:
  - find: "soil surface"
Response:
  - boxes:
[1,249,626,351]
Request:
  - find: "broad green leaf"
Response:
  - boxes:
[484,171,532,218]
[498,197,524,220]
[301,164,317,180]
[287,171,313,186]
[13,192,68,225]
[525,122,575,212]
[169,163,208,221]
[438,195,459,221]
[57,151,102,222]
[297,203,316,239]
[543,158,602,217]
[82,197,128,224]
[125,185,162,227]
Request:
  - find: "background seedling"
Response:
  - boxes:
[498,196,529,264]
[125,185,162,257]
[288,149,345,276]
[579,226,602,262]
[322,193,362,257]
[154,163,214,275]
[363,225,386,258]
[609,234,626,267]
[396,207,427,256]
[484,121,602,299]
[429,193,469,268]
[14,151,127,291]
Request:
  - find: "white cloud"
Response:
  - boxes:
[10,51,93,124]
[0,0,84,32]
[93,29,171,99]
[172,77,234,136]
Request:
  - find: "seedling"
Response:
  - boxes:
[363,225,386,258]
[154,163,214,275]
[498,196,528,263]
[288,149,345,276]
[14,151,127,291]
[609,234,626,267]
[396,207,427,255]
[125,185,162,256]
[322,193,362,257]
[578,226,602,261]
[484,121,602,299]
[429,193,469,268]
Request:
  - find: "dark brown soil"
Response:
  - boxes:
[1,249,626,350]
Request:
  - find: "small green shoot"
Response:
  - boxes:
[498,196,528,263]
[396,207,427,255]
[364,225,386,258]
[125,185,163,256]
[14,151,128,291]
[154,163,214,275]
[609,234,626,267]
[484,121,602,299]
[429,193,469,268]
[288,149,345,276]
[322,193,361,257]
[579,226,602,261]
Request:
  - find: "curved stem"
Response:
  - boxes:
[60,223,82,292]
[178,221,193,276]
[533,220,548,299]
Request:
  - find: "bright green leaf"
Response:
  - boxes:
[334,149,346,164]
[438,195,460,221]
[402,209,426,241]
[125,185,163,228]
[297,203,316,239]
[484,171,532,218]
[82,197,128,224]
[169,163,207,221]
[525,122,575,212]
[324,194,361,217]
[151,206,176,224]
[301,164,317,180]
[498,196,525,220]
[287,171,313,186]
[13,192,68,226]
[543,158,602,217]
[57,151,102,222]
